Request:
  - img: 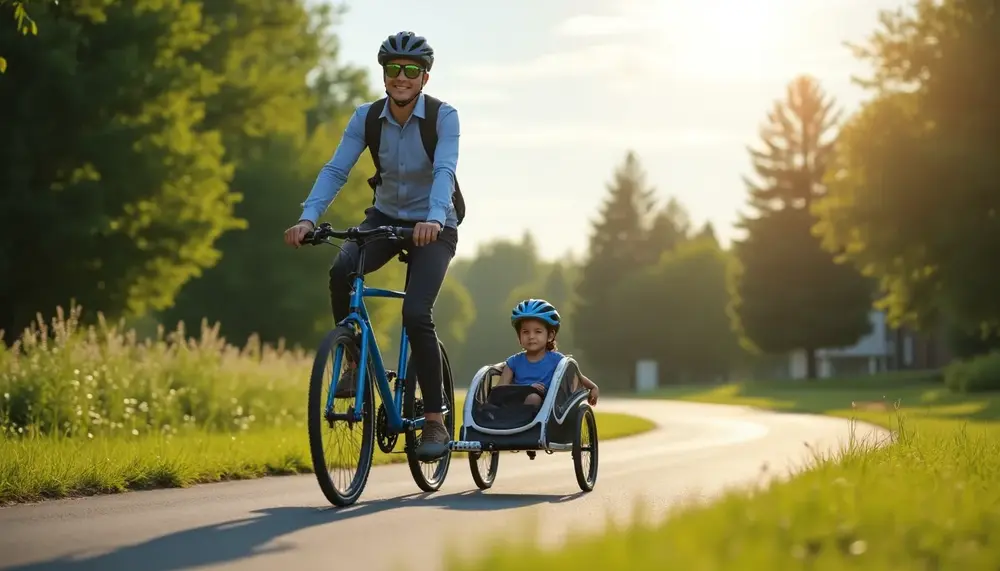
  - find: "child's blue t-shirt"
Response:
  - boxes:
[505,351,564,391]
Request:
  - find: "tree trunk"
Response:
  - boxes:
[894,328,906,370]
[805,348,818,379]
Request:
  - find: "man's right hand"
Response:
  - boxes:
[284,220,315,248]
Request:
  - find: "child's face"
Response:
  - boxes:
[518,319,553,353]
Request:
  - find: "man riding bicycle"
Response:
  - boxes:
[284,31,460,462]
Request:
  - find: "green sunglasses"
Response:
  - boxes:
[384,63,424,79]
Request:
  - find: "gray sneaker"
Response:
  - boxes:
[415,419,450,462]
[333,365,356,399]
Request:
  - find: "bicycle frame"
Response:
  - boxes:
[324,243,425,433]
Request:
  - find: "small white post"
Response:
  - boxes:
[635,359,658,393]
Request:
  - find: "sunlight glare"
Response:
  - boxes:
[650,0,788,81]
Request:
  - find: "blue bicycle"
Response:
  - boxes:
[300,222,456,507]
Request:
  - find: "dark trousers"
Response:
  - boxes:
[328,207,457,413]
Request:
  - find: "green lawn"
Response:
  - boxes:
[0,401,654,505]
[446,371,1000,570]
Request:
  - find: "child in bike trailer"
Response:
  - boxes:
[495,299,600,407]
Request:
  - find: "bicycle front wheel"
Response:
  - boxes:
[308,325,376,507]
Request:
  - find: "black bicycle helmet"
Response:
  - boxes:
[377,31,435,71]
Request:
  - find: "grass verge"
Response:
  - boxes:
[1,305,656,505]
[0,405,654,505]
[445,371,1000,570]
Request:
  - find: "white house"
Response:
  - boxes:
[787,310,915,379]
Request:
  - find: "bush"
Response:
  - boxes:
[944,351,1000,393]
[1,305,311,439]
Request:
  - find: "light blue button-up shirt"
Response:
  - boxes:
[299,94,460,229]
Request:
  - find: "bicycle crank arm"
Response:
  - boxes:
[326,412,363,422]
[447,440,483,452]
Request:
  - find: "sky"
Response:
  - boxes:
[310,0,911,261]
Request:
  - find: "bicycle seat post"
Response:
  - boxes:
[396,248,412,289]
[348,239,368,285]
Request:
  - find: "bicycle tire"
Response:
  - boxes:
[572,401,599,492]
[469,450,499,490]
[403,339,456,492]
[308,326,376,507]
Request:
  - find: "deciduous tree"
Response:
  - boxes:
[0,1,242,337]
[814,0,1000,345]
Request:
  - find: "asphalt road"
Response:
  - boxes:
[0,399,888,571]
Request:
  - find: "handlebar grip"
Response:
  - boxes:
[394,226,415,240]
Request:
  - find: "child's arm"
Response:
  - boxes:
[576,372,600,404]
[575,373,597,390]
[499,365,513,386]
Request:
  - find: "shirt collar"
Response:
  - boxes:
[380,93,426,123]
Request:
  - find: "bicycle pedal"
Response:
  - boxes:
[448,440,482,452]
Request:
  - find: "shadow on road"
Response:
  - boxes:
[4,490,585,571]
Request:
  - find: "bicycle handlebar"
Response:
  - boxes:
[301,222,414,246]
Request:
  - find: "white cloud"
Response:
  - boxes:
[552,14,654,37]
[460,119,744,150]
[470,3,864,87]
[440,87,510,105]
[455,43,648,83]
[457,41,859,87]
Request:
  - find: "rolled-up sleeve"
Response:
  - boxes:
[426,103,460,227]
[299,104,369,224]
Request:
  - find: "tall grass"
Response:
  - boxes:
[0,304,322,504]
[0,305,655,504]
[1,304,309,439]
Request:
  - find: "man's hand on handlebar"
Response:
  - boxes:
[284,220,315,248]
[413,221,442,247]
[286,221,417,248]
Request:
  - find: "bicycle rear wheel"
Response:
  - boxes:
[403,339,456,492]
[308,326,376,507]
[572,401,599,492]
[469,450,499,490]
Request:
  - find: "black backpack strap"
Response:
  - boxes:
[365,97,387,195]
[418,95,441,160]
[419,94,465,226]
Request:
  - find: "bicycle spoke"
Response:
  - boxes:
[477,452,493,474]
[580,422,592,475]
[319,337,367,496]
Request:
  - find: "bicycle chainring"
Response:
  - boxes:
[376,403,398,453]
[413,398,425,423]
[410,397,426,447]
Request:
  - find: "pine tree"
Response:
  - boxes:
[742,76,841,213]
[696,222,719,246]
[729,75,874,379]
[641,196,692,266]
[572,150,656,384]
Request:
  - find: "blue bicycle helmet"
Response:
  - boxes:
[511,298,561,333]
[378,31,435,71]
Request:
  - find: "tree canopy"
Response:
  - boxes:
[4,0,995,392]
[814,0,1000,343]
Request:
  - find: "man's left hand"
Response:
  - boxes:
[413,221,442,247]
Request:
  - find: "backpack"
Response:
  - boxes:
[363,94,466,226]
